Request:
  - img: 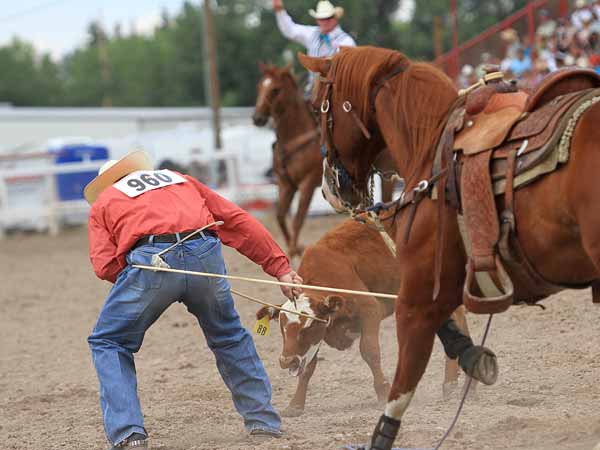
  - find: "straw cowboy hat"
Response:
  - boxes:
[309,1,344,19]
[84,150,153,204]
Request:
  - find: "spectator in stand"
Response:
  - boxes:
[594,0,600,20]
[454,2,600,87]
[538,36,559,72]
[500,28,522,60]
[536,9,557,39]
[575,14,594,50]
[458,64,478,88]
[475,52,492,78]
[556,17,575,53]
[507,47,532,78]
[572,0,593,29]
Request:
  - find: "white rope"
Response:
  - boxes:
[132,264,398,300]
[230,288,328,323]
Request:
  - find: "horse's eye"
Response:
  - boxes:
[271,88,281,96]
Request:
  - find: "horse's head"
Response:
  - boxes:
[299,49,390,212]
[253,62,296,127]
[300,47,458,213]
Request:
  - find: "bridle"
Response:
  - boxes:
[317,59,409,213]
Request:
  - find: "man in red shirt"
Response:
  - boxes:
[85,151,302,449]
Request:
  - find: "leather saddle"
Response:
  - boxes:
[439,67,600,314]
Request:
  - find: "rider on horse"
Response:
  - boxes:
[273,0,356,96]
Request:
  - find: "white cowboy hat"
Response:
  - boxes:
[309,1,344,19]
[84,150,153,204]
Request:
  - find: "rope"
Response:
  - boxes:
[433,314,494,450]
[229,288,328,323]
[132,264,398,300]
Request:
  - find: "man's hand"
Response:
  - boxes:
[278,270,303,300]
[272,0,284,12]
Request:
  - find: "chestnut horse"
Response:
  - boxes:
[252,63,398,257]
[300,46,600,449]
[253,63,323,257]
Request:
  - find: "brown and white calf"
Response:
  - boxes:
[257,219,473,417]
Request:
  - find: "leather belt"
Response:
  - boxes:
[134,229,218,249]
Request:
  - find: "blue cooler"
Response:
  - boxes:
[54,145,109,201]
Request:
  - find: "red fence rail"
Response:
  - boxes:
[436,0,570,78]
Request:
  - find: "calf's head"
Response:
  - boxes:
[256,293,343,377]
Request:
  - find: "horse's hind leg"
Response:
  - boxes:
[442,306,481,398]
[289,178,316,258]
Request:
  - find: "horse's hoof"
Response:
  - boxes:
[281,406,304,417]
[459,345,498,386]
[442,380,458,400]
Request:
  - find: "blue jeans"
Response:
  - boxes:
[88,236,281,445]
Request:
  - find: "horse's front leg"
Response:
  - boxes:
[289,175,318,257]
[276,181,295,252]
[369,300,447,450]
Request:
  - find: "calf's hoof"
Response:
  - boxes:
[442,380,458,400]
[376,382,391,405]
[281,405,304,417]
[459,345,498,386]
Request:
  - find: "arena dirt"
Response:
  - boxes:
[1,215,599,450]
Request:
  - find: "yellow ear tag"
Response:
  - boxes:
[253,316,270,337]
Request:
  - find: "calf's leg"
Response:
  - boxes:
[359,315,390,404]
[282,356,318,417]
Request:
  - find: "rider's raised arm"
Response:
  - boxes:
[275,9,317,48]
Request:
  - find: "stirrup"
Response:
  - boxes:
[463,255,514,314]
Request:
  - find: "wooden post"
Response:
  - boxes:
[203,0,222,151]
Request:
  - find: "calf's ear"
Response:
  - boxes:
[256,305,279,321]
[323,295,344,313]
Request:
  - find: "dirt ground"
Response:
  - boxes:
[1,213,599,450]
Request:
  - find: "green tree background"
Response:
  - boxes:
[0,0,538,107]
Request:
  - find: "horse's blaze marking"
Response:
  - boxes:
[256,77,273,109]
[384,391,415,420]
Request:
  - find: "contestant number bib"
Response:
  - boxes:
[114,169,187,198]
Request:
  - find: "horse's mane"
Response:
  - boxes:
[333,47,458,180]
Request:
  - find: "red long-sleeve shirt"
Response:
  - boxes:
[88,173,290,283]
